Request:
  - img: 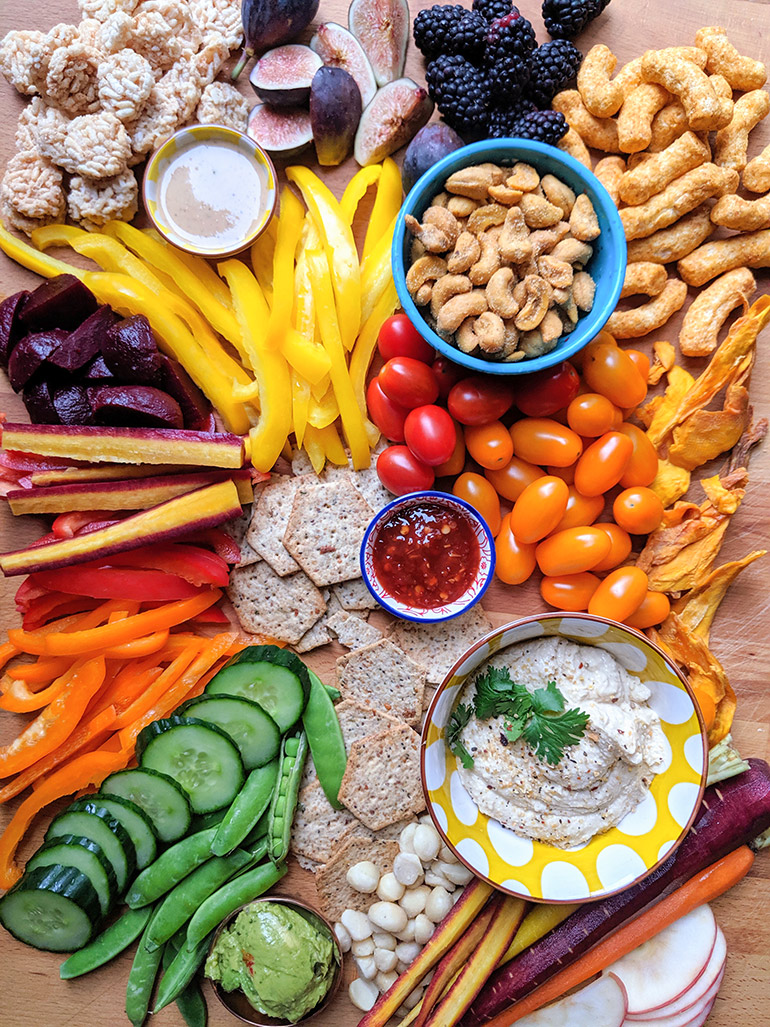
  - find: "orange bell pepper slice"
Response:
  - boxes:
[111,646,203,730]
[6,656,72,685]
[102,629,171,659]
[0,642,20,671]
[0,670,73,713]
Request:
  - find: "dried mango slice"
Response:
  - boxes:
[668,382,751,470]
[645,364,696,446]
[647,340,677,385]
[671,550,766,641]
[649,457,691,507]
[710,680,737,747]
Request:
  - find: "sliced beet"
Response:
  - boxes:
[250,45,323,106]
[8,329,69,391]
[102,315,161,382]
[83,354,118,383]
[247,103,314,157]
[160,356,215,431]
[53,385,96,425]
[48,305,117,372]
[89,386,184,429]
[22,380,60,424]
[0,290,30,367]
[20,275,98,332]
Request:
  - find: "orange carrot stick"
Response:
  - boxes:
[485,845,755,1027]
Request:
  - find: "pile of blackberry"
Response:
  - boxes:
[415,0,611,142]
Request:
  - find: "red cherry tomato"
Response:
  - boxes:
[592,523,633,572]
[582,339,648,409]
[588,566,649,621]
[511,476,569,544]
[377,446,435,496]
[625,590,671,629]
[495,514,537,585]
[432,356,465,401]
[377,314,435,363]
[535,526,612,576]
[510,418,583,467]
[617,422,659,487]
[448,377,516,426]
[435,421,466,477]
[403,405,456,467]
[379,357,439,409]
[453,472,502,534]
[625,348,651,382]
[485,457,543,502]
[465,420,514,470]
[613,487,665,534]
[540,572,601,612]
[552,486,604,533]
[515,361,580,417]
[566,393,620,437]
[574,431,634,497]
[367,379,408,442]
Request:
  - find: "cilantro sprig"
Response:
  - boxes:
[447,668,589,769]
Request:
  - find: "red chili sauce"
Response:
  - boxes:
[372,503,480,609]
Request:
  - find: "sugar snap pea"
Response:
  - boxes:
[185,858,287,950]
[304,670,346,809]
[211,757,279,857]
[125,909,164,1027]
[126,827,218,909]
[152,930,214,1014]
[60,906,152,979]
[163,937,208,1027]
[267,729,307,863]
[324,683,341,702]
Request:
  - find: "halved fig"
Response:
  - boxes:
[0,290,29,367]
[20,275,98,332]
[23,380,59,425]
[310,67,362,166]
[161,356,215,432]
[310,22,377,108]
[354,77,434,166]
[8,329,68,391]
[250,45,323,107]
[348,0,409,86]
[89,386,185,429]
[48,305,117,373]
[233,0,321,80]
[53,385,96,425]
[402,123,465,192]
[247,103,313,157]
[102,315,161,383]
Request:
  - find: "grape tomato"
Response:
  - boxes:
[582,339,647,409]
[591,523,632,572]
[367,379,408,442]
[403,405,456,467]
[432,356,465,401]
[435,421,466,477]
[377,446,435,496]
[379,357,439,409]
[588,566,648,621]
[617,422,659,487]
[625,590,671,628]
[377,314,435,363]
[510,418,583,467]
[574,431,633,497]
[465,420,514,470]
[566,393,620,437]
[510,476,569,544]
[453,472,502,534]
[485,457,543,502]
[495,514,537,585]
[540,572,601,611]
[613,487,664,534]
[448,376,516,426]
[535,526,612,576]
[514,361,580,417]
[552,487,604,533]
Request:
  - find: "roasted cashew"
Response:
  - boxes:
[405,254,448,299]
[467,203,508,235]
[430,274,472,319]
[431,191,450,207]
[550,237,593,267]
[469,226,502,286]
[447,231,481,274]
[457,311,506,355]
[499,206,533,264]
[540,309,564,345]
[530,221,571,259]
[520,328,559,358]
[537,255,574,289]
[572,271,596,312]
[404,205,461,253]
[506,163,541,192]
[447,195,479,217]
[520,192,563,228]
[414,283,433,306]
[540,174,577,217]
[436,290,488,334]
[488,182,524,205]
[410,238,426,262]
[514,275,553,331]
[556,287,579,325]
[501,321,523,360]
[485,267,521,318]
[445,163,505,199]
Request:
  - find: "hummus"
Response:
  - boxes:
[456,636,667,848]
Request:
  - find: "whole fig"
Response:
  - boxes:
[402,123,465,193]
[310,67,362,166]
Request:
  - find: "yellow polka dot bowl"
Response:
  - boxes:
[421,614,708,903]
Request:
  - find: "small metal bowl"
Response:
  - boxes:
[207,895,343,1027]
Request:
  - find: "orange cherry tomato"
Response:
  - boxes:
[453,472,502,534]
[566,393,620,437]
[591,523,633,572]
[617,422,659,487]
[495,514,537,585]
[510,476,569,543]
[625,348,651,382]
[625,590,671,629]
[464,419,514,470]
[613,487,664,534]
[588,566,649,621]
[434,421,466,477]
[574,431,633,497]
[485,457,543,502]
[541,572,601,611]
[582,339,648,408]
[691,686,716,732]
[510,418,583,467]
[546,463,576,484]
[535,526,612,576]
[552,486,604,533]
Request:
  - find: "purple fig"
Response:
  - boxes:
[8,329,68,391]
[89,386,184,429]
[348,0,409,87]
[354,78,434,166]
[102,315,161,382]
[20,275,97,332]
[161,356,215,431]
[310,23,377,108]
[23,380,59,424]
[53,384,96,425]
[402,123,465,193]
[247,103,313,157]
[0,290,29,368]
[250,45,323,107]
[48,305,117,372]
[310,66,362,166]
[232,0,320,80]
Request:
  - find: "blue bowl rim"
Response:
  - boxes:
[359,490,496,623]
[392,137,627,376]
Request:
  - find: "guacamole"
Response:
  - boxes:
[205,902,338,1022]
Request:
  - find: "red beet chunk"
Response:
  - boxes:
[160,356,215,431]
[102,315,161,382]
[53,384,96,425]
[89,385,184,429]
[8,329,69,390]
[48,305,117,372]
[20,275,98,332]
[23,380,60,424]
[0,290,30,367]
[83,354,118,382]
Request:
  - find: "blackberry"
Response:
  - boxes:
[510,109,569,145]
[527,39,583,107]
[413,5,488,61]
[471,0,513,22]
[487,54,530,101]
[542,0,611,40]
[426,55,491,136]
[487,99,536,137]
[485,10,538,68]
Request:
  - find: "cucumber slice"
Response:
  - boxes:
[46,805,136,893]
[177,695,281,770]
[206,646,310,733]
[0,866,102,951]
[137,717,245,814]
[72,795,158,871]
[27,835,118,917]
[100,768,192,844]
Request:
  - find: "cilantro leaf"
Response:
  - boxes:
[531,680,564,714]
[502,717,526,744]
[447,703,475,769]
[473,666,533,724]
[523,707,591,766]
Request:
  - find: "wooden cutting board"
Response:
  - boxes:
[0,0,768,1023]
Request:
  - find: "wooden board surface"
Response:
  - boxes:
[1,0,769,1023]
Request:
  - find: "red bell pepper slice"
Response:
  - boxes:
[28,566,207,602]
[23,594,99,630]
[102,544,230,587]
[52,511,119,539]
[187,527,241,564]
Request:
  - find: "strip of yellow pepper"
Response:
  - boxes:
[250,218,277,305]
[283,330,331,386]
[292,372,311,449]
[361,214,398,323]
[363,158,402,262]
[0,220,85,280]
[308,384,340,429]
[315,423,348,465]
[219,260,292,473]
[267,187,306,351]
[350,280,399,448]
[143,228,234,310]
[340,164,382,224]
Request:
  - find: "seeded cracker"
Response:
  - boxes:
[301,698,403,789]
[315,835,400,922]
[247,475,314,577]
[336,638,425,725]
[333,577,379,611]
[290,779,359,863]
[337,725,424,830]
[225,510,261,568]
[389,604,493,685]
[227,562,326,646]
[326,610,383,650]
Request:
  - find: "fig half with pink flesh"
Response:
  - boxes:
[20,274,97,332]
[348,0,409,86]
[354,77,433,166]
[89,386,185,429]
[247,103,313,157]
[310,66,362,166]
[310,22,377,107]
[250,44,323,107]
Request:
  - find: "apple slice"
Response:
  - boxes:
[626,927,726,1021]
[603,904,716,1016]
[513,973,627,1027]
[0,423,244,468]
[630,967,724,1027]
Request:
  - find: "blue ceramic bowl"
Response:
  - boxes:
[392,138,627,376]
[360,491,495,623]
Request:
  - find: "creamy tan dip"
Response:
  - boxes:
[456,636,667,848]
[159,139,265,251]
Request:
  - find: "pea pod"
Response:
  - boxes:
[125,909,164,1027]
[163,936,208,1027]
[211,757,279,857]
[60,906,152,979]
[324,683,341,702]
[267,729,308,864]
[153,931,214,1014]
[185,858,287,950]
[303,671,346,809]
[125,828,218,909]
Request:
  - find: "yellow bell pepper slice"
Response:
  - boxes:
[283,330,331,386]
[293,248,315,339]
[219,260,292,473]
[301,426,326,475]
[250,218,277,305]
[361,213,398,323]
[350,280,398,449]
[0,220,86,280]
[362,157,402,262]
[286,166,361,352]
[311,373,330,403]
[308,384,340,429]
[340,164,382,225]
[316,423,348,465]
[292,372,311,449]
[267,187,306,351]
[142,228,234,310]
